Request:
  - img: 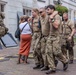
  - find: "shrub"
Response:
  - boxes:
[55,5,68,16]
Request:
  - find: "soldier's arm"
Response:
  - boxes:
[52,15,61,29]
[50,11,58,19]
[69,21,75,37]
[70,29,75,37]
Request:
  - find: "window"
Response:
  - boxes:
[37,0,45,3]
[53,0,61,5]
[70,0,76,2]
[23,9,31,16]
[68,9,72,19]
[0,4,5,12]
[0,1,7,12]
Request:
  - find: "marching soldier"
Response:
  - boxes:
[61,12,75,64]
[39,7,58,71]
[45,5,68,74]
[39,7,50,71]
[31,8,43,69]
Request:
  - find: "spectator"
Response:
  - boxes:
[17,15,32,64]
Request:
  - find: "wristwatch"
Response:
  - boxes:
[50,18,55,23]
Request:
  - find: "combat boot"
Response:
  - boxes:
[39,65,44,68]
[63,62,68,71]
[69,60,73,64]
[55,60,58,67]
[41,66,49,71]
[33,65,40,69]
[46,69,56,74]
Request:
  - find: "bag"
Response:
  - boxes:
[66,41,70,49]
[15,23,28,39]
[15,28,20,39]
[0,26,8,37]
[66,38,74,49]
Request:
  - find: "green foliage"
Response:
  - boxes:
[55,5,68,16]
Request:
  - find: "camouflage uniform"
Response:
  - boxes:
[32,16,43,66]
[61,20,74,61]
[40,15,50,66]
[0,12,8,37]
[46,14,68,70]
[0,12,5,26]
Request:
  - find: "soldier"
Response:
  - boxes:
[39,7,50,71]
[61,12,75,64]
[0,12,8,37]
[39,7,58,71]
[45,5,68,74]
[31,8,44,69]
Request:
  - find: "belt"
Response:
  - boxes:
[34,31,41,33]
[42,35,48,37]
[50,35,58,37]
[64,33,70,35]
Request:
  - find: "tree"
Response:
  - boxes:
[55,5,68,16]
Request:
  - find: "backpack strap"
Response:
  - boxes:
[67,20,72,31]
[38,17,41,29]
[21,23,28,32]
[62,20,72,34]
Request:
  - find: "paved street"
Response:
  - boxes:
[0,45,76,75]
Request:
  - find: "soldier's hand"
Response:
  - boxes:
[68,36,72,40]
[28,17,32,22]
[52,20,59,29]
[50,15,54,19]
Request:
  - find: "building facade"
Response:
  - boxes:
[0,0,76,39]
[61,0,76,23]
[0,0,23,38]
[0,0,50,39]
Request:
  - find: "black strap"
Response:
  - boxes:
[62,20,72,34]
[38,17,41,29]
[32,17,41,29]
[21,23,28,32]
[67,20,72,31]
[28,24,33,33]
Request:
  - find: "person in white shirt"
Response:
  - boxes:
[17,15,32,64]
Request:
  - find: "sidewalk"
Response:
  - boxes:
[0,46,33,62]
[0,46,76,75]
[0,43,76,61]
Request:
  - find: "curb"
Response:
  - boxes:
[0,52,34,61]
[0,56,76,62]
[0,57,10,62]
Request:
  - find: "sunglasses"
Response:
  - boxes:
[39,11,43,14]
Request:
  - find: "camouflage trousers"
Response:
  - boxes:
[41,36,48,66]
[31,32,43,65]
[46,36,68,70]
[61,46,74,61]
[61,38,74,61]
